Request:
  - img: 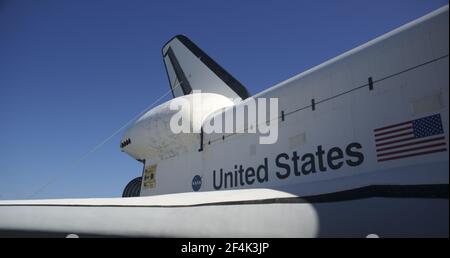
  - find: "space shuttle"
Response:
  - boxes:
[0,5,448,237]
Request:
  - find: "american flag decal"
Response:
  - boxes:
[374,114,447,162]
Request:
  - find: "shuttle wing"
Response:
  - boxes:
[0,189,318,237]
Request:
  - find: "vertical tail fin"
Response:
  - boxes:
[162,35,250,100]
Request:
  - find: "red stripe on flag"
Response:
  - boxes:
[376,136,446,152]
[375,137,416,147]
[375,132,414,142]
[377,142,447,157]
[377,148,447,162]
[374,125,412,137]
[374,121,412,132]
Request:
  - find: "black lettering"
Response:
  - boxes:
[257,158,269,183]
[275,153,291,179]
[234,165,238,187]
[346,142,364,167]
[292,151,301,176]
[245,167,255,185]
[327,147,344,170]
[238,165,245,186]
[213,169,222,190]
[224,171,233,189]
[316,145,327,172]
[301,153,316,175]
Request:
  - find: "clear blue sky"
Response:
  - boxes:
[0,0,447,200]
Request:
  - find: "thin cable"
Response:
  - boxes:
[205,54,449,146]
[27,82,182,199]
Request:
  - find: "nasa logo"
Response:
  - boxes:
[192,175,202,191]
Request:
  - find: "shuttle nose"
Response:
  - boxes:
[120,123,146,162]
